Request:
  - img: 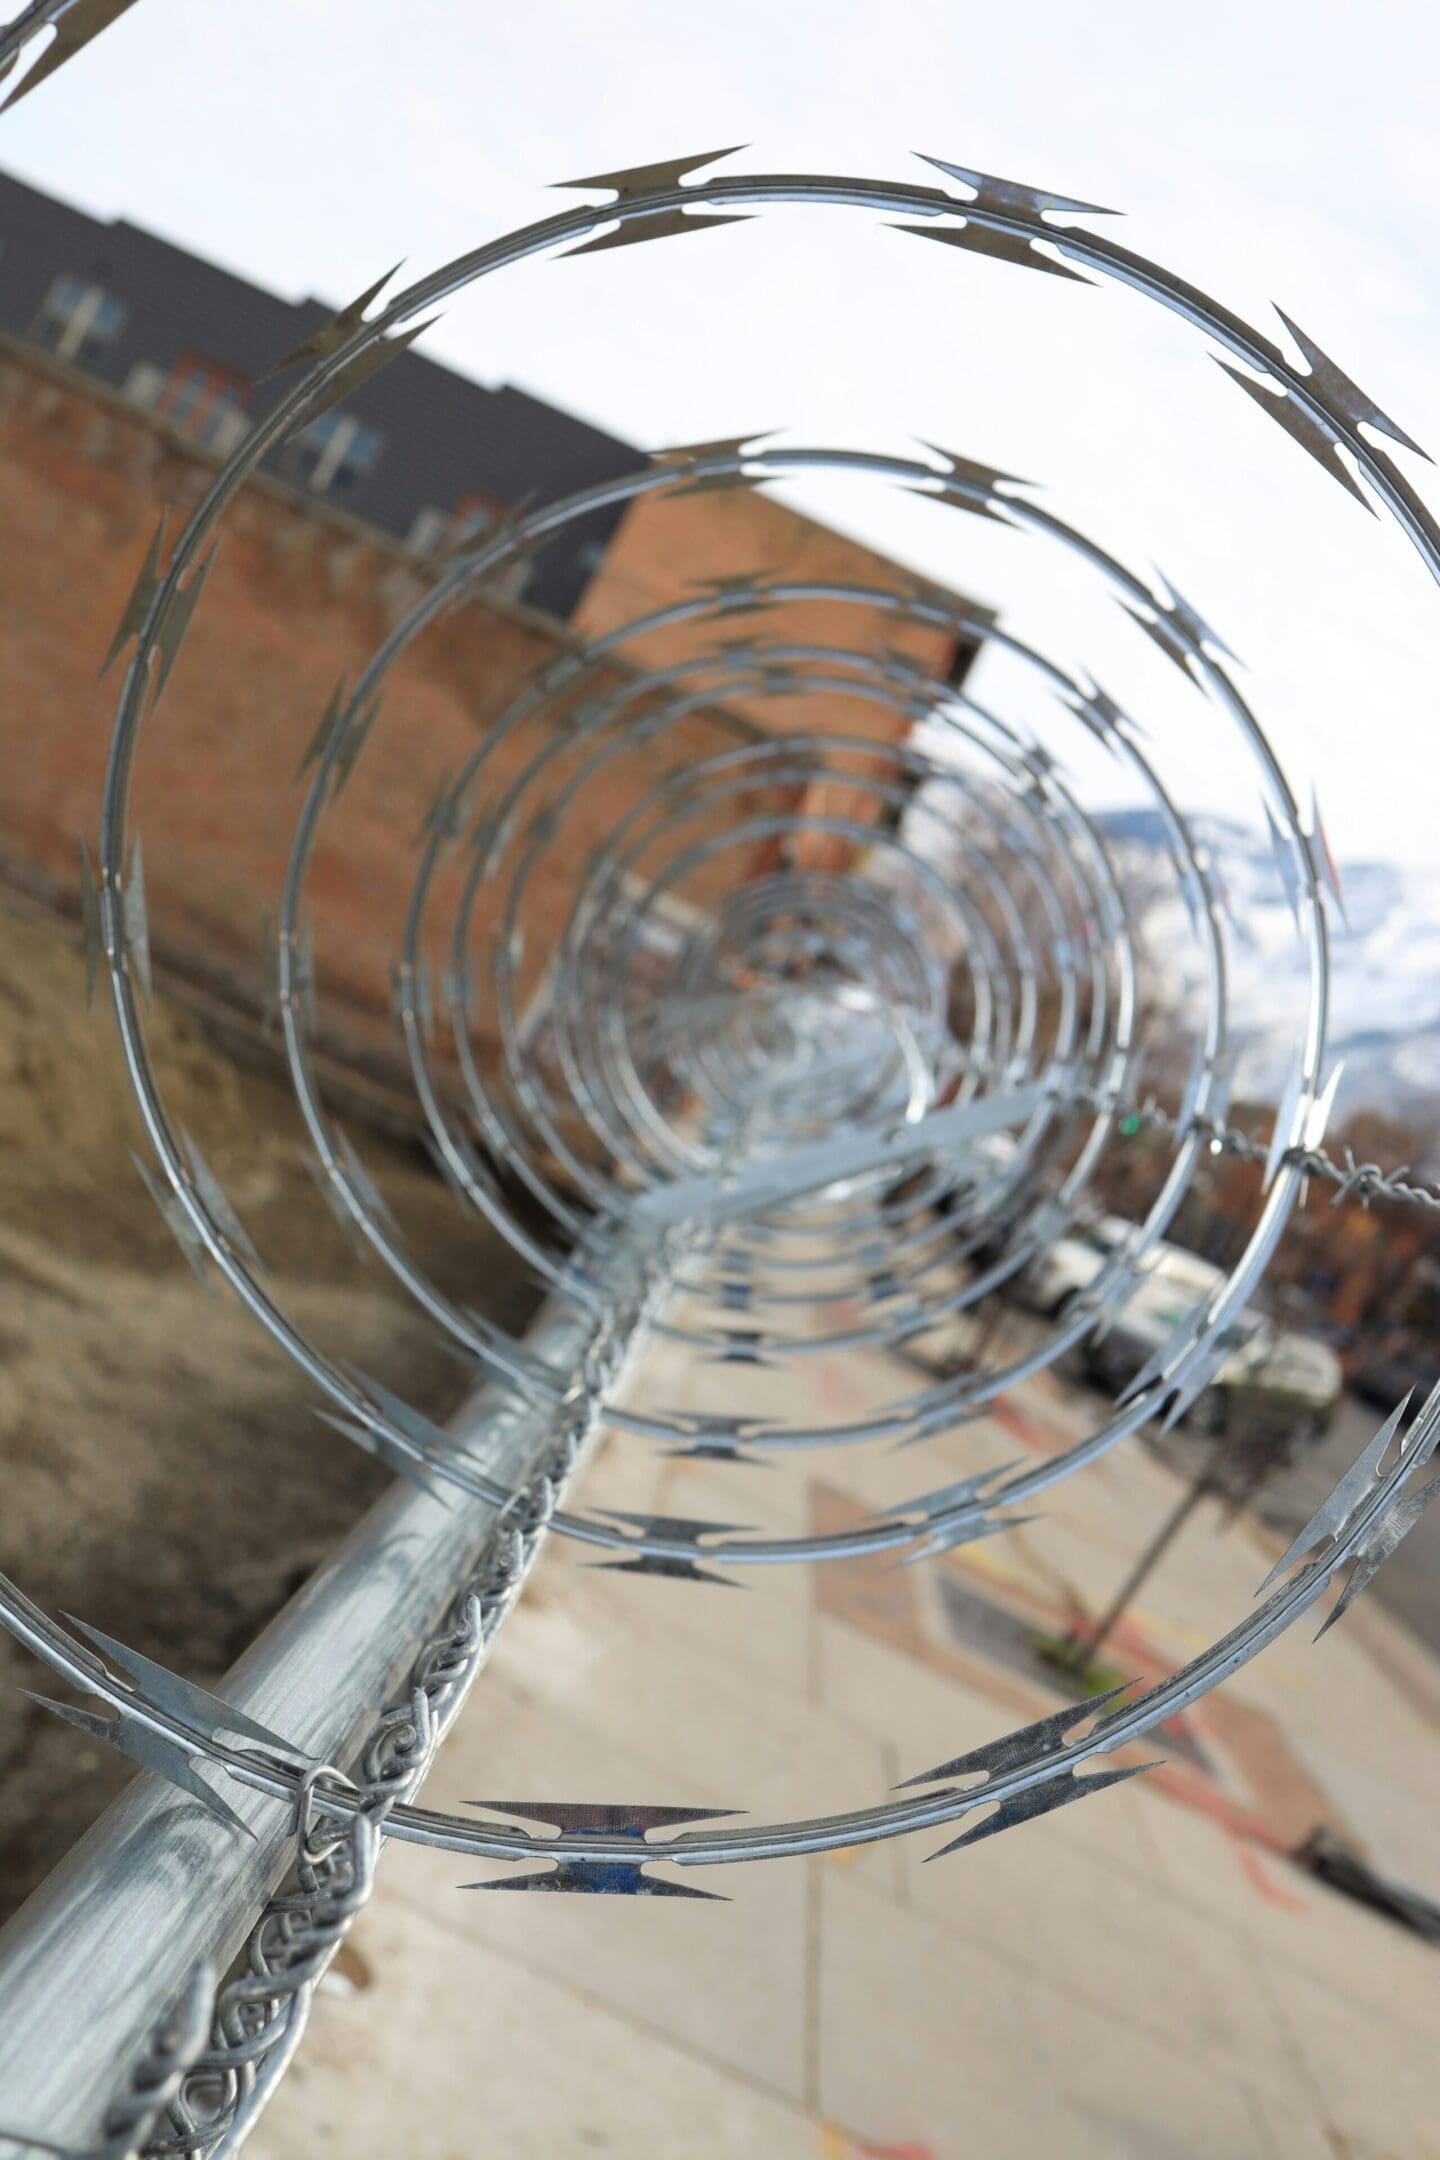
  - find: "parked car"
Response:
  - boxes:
[925,1131,1028,1268]
[1015,1217,1224,1318]
[1352,1344,1440,1412]
[1014,1214,1132,1315]
[1086,1277,1342,1441]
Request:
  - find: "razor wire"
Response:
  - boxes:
[0,91,1437,2160]
[126,1283,646,2157]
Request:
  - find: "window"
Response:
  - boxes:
[407,492,507,558]
[287,410,383,497]
[33,275,127,368]
[449,492,500,549]
[945,634,982,691]
[406,506,451,556]
[123,360,166,408]
[870,763,920,840]
[157,353,251,450]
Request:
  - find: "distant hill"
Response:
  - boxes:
[1092,810,1440,1124]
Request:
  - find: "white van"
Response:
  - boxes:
[1015,1214,1138,1315]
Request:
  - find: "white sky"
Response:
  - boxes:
[4,0,1439,863]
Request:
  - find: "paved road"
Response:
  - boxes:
[925,1298,1440,1655]
[1255,1390,1440,1657]
[257,1286,1440,2160]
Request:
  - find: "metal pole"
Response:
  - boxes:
[1059,1440,1224,1676]
[0,1289,634,2151]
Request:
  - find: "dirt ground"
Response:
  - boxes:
[0,905,540,1922]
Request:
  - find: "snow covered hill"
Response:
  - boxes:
[1093,810,1440,1123]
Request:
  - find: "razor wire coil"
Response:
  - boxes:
[0,96,1436,2158]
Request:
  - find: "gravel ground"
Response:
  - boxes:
[0,906,539,1922]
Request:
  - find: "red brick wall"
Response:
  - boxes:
[0,340,971,1084]
[574,484,974,741]
[576,487,986,877]
[0,344,753,1059]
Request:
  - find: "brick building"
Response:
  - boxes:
[0,167,988,1101]
[0,166,642,619]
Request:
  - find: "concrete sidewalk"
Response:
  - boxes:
[254,1304,1440,2160]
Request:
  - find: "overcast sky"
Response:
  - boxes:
[4,0,1439,865]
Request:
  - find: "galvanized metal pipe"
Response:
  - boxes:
[0,1289,629,2151]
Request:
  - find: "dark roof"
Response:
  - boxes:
[0,165,647,617]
